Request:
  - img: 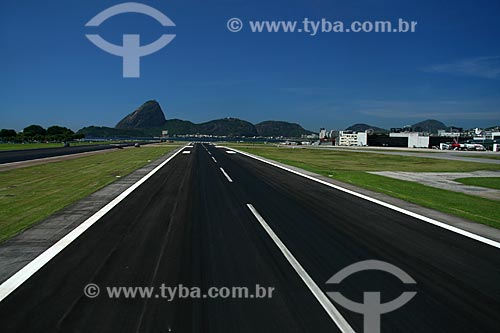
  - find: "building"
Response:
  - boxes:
[437,127,465,137]
[473,129,500,141]
[389,132,429,148]
[338,130,368,146]
[319,128,327,140]
[301,133,319,139]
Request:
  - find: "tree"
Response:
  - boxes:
[47,125,74,136]
[0,129,17,138]
[23,125,46,136]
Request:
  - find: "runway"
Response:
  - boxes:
[0,142,146,164]
[0,143,499,332]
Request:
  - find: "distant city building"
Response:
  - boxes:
[473,130,500,141]
[437,127,464,137]
[301,133,319,139]
[391,126,414,133]
[319,128,327,140]
[338,130,368,146]
[389,132,429,148]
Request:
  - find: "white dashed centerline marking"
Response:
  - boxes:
[182,150,191,154]
[219,168,233,182]
[212,156,217,163]
[226,151,236,154]
[246,204,355,333]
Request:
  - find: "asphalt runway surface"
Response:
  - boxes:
[0,143,499,332]
[0,143,146,164]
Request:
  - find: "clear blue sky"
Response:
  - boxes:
[1,0,499,132]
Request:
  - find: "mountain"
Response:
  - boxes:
[163,119,197,135]
[78,101,315,138]
[115,100,166,129]
[197,118,257,136]
[255,121,314,137]
[77,126,146,138]
[411,119,446,133]
[345,123,387,133]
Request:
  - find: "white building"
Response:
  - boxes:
[437,129,465,137]
[338,130,368,146]
[473,130,500,141]
[319,128,327,140]
[389,132,429,148]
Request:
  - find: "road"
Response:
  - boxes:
[0,143,147,164]
[0,143,499,332]
[311,146,500,165]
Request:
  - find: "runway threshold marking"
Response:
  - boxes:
[231,148,500,249]
[0,146,189,303]
[219,167,233,182]
[246,204,355,333]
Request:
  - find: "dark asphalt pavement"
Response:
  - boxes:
[0,143,499,332]
[0,143,147,164]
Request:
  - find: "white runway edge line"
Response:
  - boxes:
[0,145,189,303]
[247,204,355,333]
[228,148,500,250]
[220,167,233,182]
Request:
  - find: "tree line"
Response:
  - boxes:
[0,125,84,143]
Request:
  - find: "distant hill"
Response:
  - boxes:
[116,100,166,129]
[164,119,197,135]
[197,118,257,136]
[411,119,446,133]
[345,123,387,134]
[77,126,146,138]
[78,101,313,138]
[255,121,314,137]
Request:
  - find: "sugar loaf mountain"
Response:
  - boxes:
[77,101,314,138]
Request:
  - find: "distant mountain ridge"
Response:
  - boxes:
[345,123,388,133]
[410,119,447,133]
[78,101,314,138]
[345,119,452,134]
[255,121,314,137]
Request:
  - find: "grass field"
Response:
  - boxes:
[0,145,180,243]
[0,141,131,151]
[455,177,500,190]
[227,144,500,229]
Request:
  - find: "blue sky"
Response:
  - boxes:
[1,0,499,132]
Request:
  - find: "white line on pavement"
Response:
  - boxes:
[230,148,500,249]
[0,146,188,303]
[219,167,233,182]
[246,204,355,333]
